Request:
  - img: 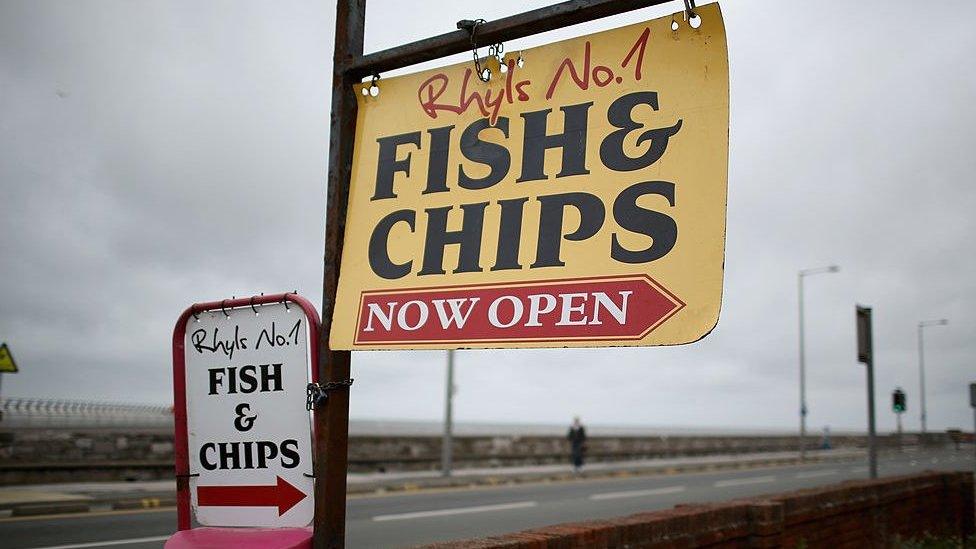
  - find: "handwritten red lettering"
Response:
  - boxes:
[417,28,649,119]
[545,42,618,100]
[416,60,530,125]
[546,42,591,100]
[417,74,455,119]
[621,27,650,81]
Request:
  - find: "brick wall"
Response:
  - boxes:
[424,471,975,548]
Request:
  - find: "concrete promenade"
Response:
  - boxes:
[0,446,970,549]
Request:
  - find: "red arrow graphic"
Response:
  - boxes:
[197,476,306,516]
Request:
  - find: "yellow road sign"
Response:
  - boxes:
[0,343,18,373]
[331,3,729,350]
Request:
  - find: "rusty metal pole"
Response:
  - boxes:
[315,1,365,548]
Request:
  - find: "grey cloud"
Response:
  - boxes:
[1,0,973,432]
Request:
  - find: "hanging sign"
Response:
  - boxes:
[331,3,729,350]
[173,296,318,528]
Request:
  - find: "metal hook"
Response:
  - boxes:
[191,307,200,321]
[282,292,292,311]
[250,296,259,315]
[369,73,381,97]
[220,300,230,318]
[683,0,697,20]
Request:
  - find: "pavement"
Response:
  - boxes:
[0,448,865,517]
[0,446,971,549]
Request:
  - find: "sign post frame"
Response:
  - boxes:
[856,305,877,479]
[320,0,689,546]
[970,382,975,465]
[171,293,321,532]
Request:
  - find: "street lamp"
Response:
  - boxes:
[798,265,839,460]
[442,349,455,477]
[917,319,948,434]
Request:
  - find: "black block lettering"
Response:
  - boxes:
[611,181,677,263]
[600,92,682,172]
[532,193,605,268]
[458,117,510,190]
[369,209,415,279]
[517,103,592,182]
[419,203,488,275]
[280,439,300,469]
[424,125,454,194]
[491,197,529,271]
[373,132,421,200]
[200,443,217,470]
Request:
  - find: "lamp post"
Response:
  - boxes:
[917,319,948,434]
[441,350,455,477]
[798,265,839,460]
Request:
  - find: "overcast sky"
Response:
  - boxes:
[1,0,974,434]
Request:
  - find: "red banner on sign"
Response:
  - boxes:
[354,275,683,345]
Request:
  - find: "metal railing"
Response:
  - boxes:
[0,397,173,430]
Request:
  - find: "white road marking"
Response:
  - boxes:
[850,466,869,473]
[372,501,537,522]
[795,469,838,479]
[589,485,686,501]
[714,475,776,487]
[27,536,171,549]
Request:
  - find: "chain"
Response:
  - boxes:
[461,18,503,83]
[306,379,354,410]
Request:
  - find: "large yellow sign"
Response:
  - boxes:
[331,4,728,350]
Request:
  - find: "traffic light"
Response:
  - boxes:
[892,389,906,413]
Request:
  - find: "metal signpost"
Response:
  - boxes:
[917,318,948,435]
[0,343,18,401]
[797,265,839,460]
[856,305,878,479]
[441,350,455,477]
[970,382,975,464]
[317,0,729,546]
[168,294,320,545]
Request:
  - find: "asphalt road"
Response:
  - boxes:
[1,448,972,549]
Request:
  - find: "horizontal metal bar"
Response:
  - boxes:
[346,0,678,78]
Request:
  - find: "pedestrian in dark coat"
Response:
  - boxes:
[567,416,587,473]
